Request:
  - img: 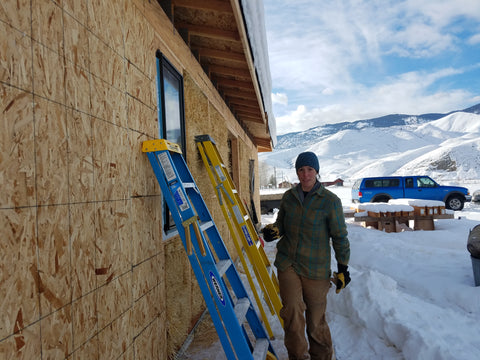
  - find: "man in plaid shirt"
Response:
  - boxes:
[263,151,350,360]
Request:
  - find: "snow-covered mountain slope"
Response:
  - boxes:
[259,111,480,185]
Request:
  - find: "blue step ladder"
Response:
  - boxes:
[142,139,278,360]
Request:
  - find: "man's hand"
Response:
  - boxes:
[261,224,280,242]
[332,264,351,294]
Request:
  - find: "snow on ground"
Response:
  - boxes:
[184,185,480,360]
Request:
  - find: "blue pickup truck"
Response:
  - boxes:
[351,176,472,211]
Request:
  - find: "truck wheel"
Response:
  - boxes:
[373,196,390,203]
[446,195,464,211]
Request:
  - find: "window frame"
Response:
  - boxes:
[156,50,186,236]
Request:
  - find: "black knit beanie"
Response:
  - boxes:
[295,152,319,173]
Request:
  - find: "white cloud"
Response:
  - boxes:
[468,33,480,45]
[271,92,288,105]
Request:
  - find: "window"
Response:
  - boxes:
[364,178,400,188]
[405,178,413,188]
[156,51,186,234]
[417,176,436,188]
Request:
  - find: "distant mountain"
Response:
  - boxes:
[275,103,480,150]
[259,104,480,187]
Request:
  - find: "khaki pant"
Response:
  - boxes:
[278,267,333,360]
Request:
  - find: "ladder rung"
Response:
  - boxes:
[252,338,269,360]
[199,220,214,232]
[216,259,232,277]
[234,298,250,323]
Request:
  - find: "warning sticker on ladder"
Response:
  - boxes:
[171,182,190,212]
[158,152,176,182]
[241,225,254,246]
[232,205,244,225]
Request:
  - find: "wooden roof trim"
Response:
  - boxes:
[208,64,250,79]
[214,77,253,90]
[175,22,240,41]
[198,48,246,62]
[172,0,233,13]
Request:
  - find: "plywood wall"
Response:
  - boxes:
[0,0,261,358]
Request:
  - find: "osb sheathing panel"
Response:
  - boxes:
[34,97,69,206]
[36,204,71,314]
[90,42,125,95]
[67,110,94,204]
[96,272,132,331]
[94,200,132,287]
[132,284,164,337]
[32,0,64,56]
[33,42,66,105]
[0,20,32,92]
[90,75,127,127]
[87,0,125,56]
[97,309,132,359]
[63,0,88,30]
[40,305,73,359]
[0,322,41,358]
[92,119,131,201]
[127,94,158,139]
[71,290,96,351]
[65,60,91,114]
[130,197,162,266]
[0,0,31,36]
[63,11,90,70]
[124,0,157,81]
[0,84,35,208]
[70,203,96,299]
[165,238,195,355]
[134,313,167,359]
[0,207,38,340]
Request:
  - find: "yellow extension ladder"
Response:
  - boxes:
[195,135,283,336]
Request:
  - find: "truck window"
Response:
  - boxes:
[405,178,413,188]
[383,179,400,187]
[364,178,400,188]
[417,176,436,188]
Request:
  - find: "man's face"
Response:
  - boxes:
[297,166,317,191]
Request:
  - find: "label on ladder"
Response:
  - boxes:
[143,138,278,360]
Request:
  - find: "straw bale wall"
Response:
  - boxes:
[0,0,261,358]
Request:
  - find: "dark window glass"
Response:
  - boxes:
[156,51,186,233]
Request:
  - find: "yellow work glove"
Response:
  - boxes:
[261,224,280,242]
[332,264,351,294]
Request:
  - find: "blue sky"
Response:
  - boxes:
[262,0,480,134]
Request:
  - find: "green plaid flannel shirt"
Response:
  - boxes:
[274,183,350,280]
